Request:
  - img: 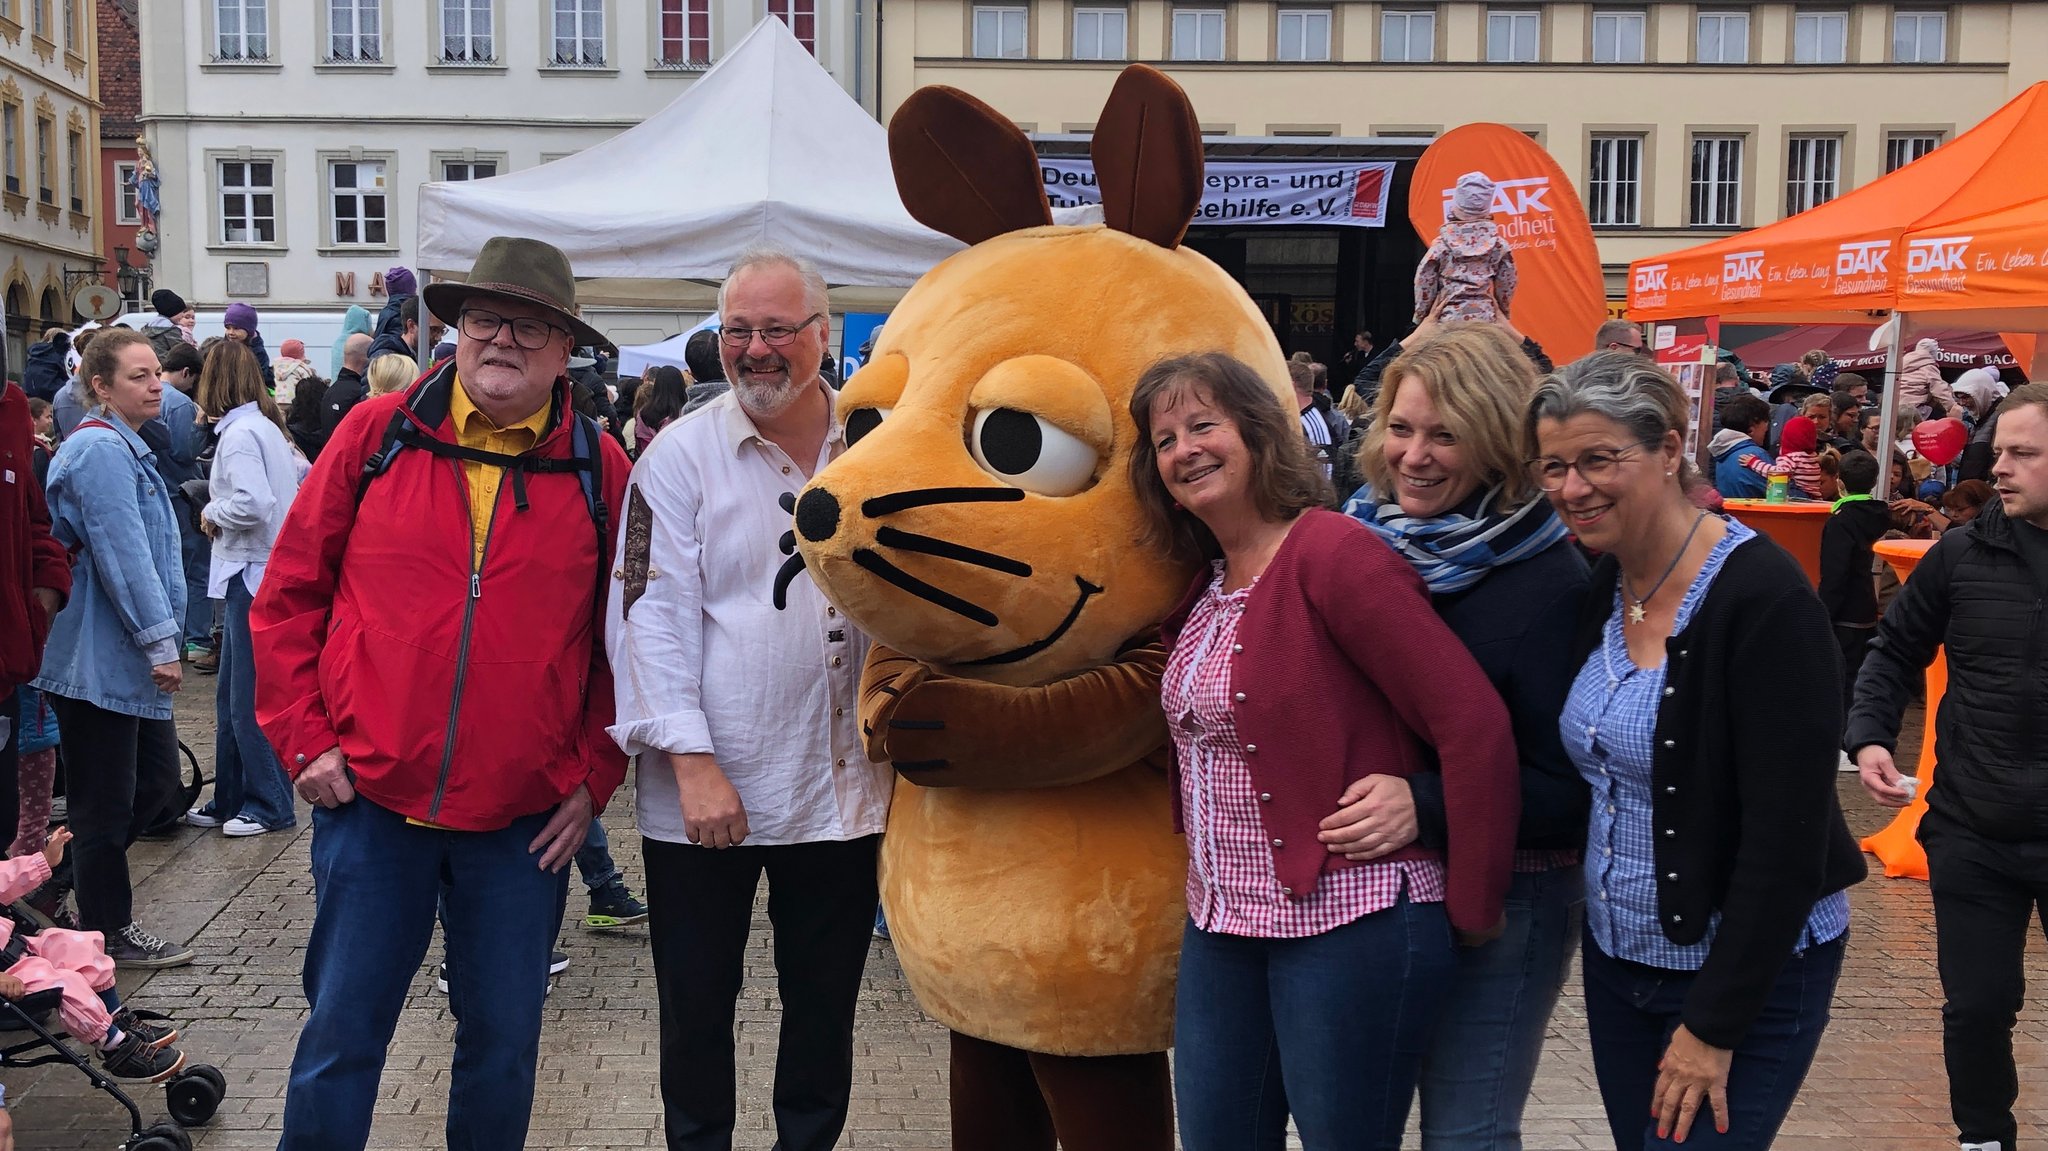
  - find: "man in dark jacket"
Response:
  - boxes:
[1850,382,2048,1151]
[317,332,373,448]
[22,328,67,402]
[1,379,72,842]
[368,296,421,366]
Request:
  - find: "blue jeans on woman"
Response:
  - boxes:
[1175,893,1458,1151]
[1582,931,1845,1151]
[206,571,295,829]
[1418,866,1585,1151]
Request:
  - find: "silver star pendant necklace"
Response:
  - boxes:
[1623,510,1709,626]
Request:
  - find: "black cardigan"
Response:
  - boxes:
[1571,535,1866,1050]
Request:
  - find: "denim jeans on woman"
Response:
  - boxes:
[1175,892,1457,1151]
[1582,931,1845,1151]
[1418,866,1585,1150]
[205,571,294,829]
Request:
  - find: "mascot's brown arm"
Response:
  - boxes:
[859,636,1169,789]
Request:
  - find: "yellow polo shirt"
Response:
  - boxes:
[449,379,551,568]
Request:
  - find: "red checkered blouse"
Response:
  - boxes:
[1163,566,1445,939]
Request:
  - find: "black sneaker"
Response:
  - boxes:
[99,1030,186,1084]
[584,884,648,930]
[111,1007,178,1050]
[434,951,567,991]
[105,923,195,970]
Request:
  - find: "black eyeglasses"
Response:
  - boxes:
[459,309,567,351]
[720,314,824,348]
[1608,340,1654,359]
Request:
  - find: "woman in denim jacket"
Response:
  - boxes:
[31,328,195,970]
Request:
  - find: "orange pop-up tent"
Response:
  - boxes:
[1628,82,2048,326]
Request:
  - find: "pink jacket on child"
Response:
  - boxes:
[0,853,117,1042]
[1414,220,1519,324]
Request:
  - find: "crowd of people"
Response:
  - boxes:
[1,228,2045,1151]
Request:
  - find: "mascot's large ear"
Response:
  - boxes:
[891,86,1055,246]
[1092,65,1203,250]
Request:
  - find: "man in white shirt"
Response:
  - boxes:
[606,247,892,1151]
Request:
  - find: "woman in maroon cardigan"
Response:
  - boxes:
[1130,352,1521,1151]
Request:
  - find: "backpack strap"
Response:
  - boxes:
[353,409,414,506]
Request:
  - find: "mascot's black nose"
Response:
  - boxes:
[795,488,841,543]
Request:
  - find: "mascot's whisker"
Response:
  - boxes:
[851,549,999,626]
[862,487,1025,517]
[771,550,809,611]
[875,526,1032,577]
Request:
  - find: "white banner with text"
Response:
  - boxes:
[1039,159,1397,228]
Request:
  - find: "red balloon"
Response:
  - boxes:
[1911,417,1968,466]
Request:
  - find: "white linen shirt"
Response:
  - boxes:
[605,385,890,846]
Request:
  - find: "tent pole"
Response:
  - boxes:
[1875,312,1907,502]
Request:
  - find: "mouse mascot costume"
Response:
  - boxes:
[779,67,1295,1150]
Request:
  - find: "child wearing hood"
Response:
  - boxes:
[1896,337,1957,418]
[330,304,374,380]
[1775,415,1827,499]
[1413,171,1518,324]
[372,266,417,346]
[222,302,272,389]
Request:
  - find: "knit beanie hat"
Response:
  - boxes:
[1779,416,1818,456]
[384,266,418,298]
[151,288,187,318]
[1450,172,1497,222]
[223,302,259,335]
[1809,360,1839,391]
[279,338,306,360]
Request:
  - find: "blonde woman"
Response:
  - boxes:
[186,340,305,837]
[365,354,417,397]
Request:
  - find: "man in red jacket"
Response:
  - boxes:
[252,237,630,1151]
[2,379,71,845]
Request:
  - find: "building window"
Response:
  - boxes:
[552,0,604,65]
[1690,135,1742,226]
[34,115,51,204]
[328,0,381,61]
[657,0,711,65]
[1591,9,1644,63]
[1793,10,1847,64]
[115,160,139,223]
[1276,8,1332,61]
[1885,132,1941,171]
[1785,136,1841,214]
[65,128,81,212]
[1486,8,1538,62]
[61,0,76,51]
[29,0,43,38]
[0,104,17,197]
[439,0,494,62]
[1073,6,1126,59]
[1380,7,1434,61]
[218,158,277,244]
[767,0,816,54]
[973,5,1027,58]
[442,159,498,181]
[1587,134,1642,226]
[215,0,269,60]
[328,159,388,246]
[1171,7,1225,60]
[1893,9,1944,62]
[1695,9,1747,63]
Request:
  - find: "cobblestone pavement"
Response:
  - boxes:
[12,678,2043,1150]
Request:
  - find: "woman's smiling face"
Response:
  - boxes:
[1381,374,1482,518]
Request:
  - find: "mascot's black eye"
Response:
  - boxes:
[968,408,1099,497]
[844,406,890,446]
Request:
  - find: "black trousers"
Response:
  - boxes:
[1833,623,1873,720]
[643,833,881,1151]
[1922,809,2048,1149]
[45,695,180,933]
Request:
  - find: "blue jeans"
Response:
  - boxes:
[573,817,621,892]
[1419,866,1585,1151]
[1175,893,1457,1151]
[176,509,213,648]
[208,572,295,829]
[1582,930,1845,1151]
[279,797,569,1151]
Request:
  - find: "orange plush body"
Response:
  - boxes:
[786,66,1296,1145]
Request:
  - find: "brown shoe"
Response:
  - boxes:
[190,648,219,675]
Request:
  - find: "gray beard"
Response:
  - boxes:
[735,373,809,418]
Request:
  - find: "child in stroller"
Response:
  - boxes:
[0,830,186,1083]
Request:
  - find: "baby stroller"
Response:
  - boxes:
[0,987,223,1150]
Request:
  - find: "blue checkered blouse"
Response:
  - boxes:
[1561,518,1850,969]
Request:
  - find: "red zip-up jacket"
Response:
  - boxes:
[252,363,630,830]
[1161,509,1520,934]
[0,382,71,689]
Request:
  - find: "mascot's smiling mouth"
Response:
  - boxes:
[961,575,1102,667]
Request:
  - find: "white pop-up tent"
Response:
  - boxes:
[416,17,961,306]
[617,314,721,377]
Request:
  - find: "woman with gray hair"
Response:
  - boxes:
[1527,351,1864,1150]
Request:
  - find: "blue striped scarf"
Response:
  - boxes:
[1342,481,1571,594]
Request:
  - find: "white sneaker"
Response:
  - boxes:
[1961,1142,2003,1151]
[182,807,223,828]
[221,817,279,837]
[1838,750,1859,773]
